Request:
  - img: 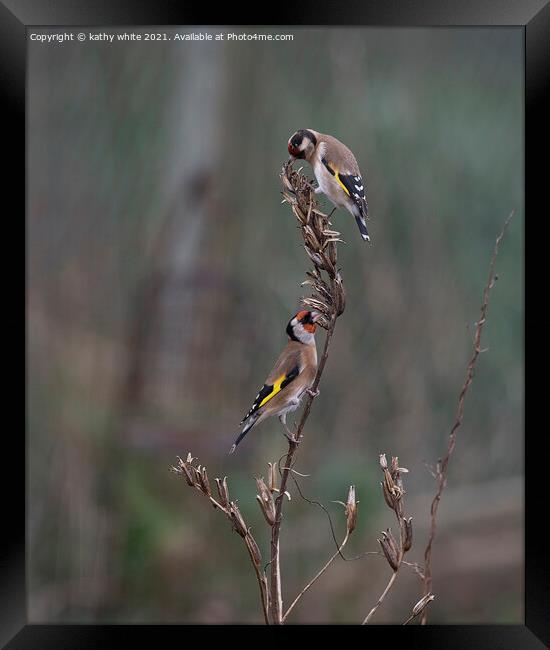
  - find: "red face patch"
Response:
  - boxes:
[288,142,300,156]
[295,310,316,333]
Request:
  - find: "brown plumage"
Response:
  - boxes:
[314,133,362,172]
[229,310,320,453]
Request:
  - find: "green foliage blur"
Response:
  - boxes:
[28,26,523,623]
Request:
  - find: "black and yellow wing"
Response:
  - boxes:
[240,365,300,424]
[322,157,370,240]
[322,157,368,213]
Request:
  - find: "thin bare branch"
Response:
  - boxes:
[270,314,337,623]
[363,570,399,624]
[269,162,345,624]
[420,211,514,624]
[283,530,350,622]
[282,485,357,621]
[362,454,412,624]
[172,454,270,624]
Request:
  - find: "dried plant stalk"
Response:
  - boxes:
[419,212,513,624]
[268,163,347,624]
[282,485,357,622]
[172,454,270,624]
[362,454,414,624]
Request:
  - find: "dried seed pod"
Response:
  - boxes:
[334,278,346,315]
[190,465,203,487]
[314,282,332,300]
[177,457,196,487]
[383,468,397,499]
[302,297,329,316]
[381,480,395,510]
[222,477,229,502]
[268,463,277,493]
[215,477,229,509]
[385,528,399,553]
[345,485,358,534]
[321,254,336,277]
[281,169,293,192]
[412,593,435,617]
[304,246,325,268]
[401,517,413,552]
[192,465,207,495]
[199,466,211,497]
[293,208,306,225]
[313,314,330,330]
[229,502,248,538]
[391,456,400,476]
[327,241,337,266]
[379,529,400,571]
[303,225,320,250]
[256,477,276,526]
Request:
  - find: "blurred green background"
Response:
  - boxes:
[28,26,523,624]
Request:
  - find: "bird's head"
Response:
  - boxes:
[288,129,317,162]
[286,310,321,344]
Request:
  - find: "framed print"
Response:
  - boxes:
[5,0,548,645]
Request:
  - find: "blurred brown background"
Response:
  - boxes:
[28,26,523,623]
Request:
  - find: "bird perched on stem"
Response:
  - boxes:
[287,128,370,242]
[230,310,321,453]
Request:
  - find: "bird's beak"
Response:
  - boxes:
[311,311,322,323]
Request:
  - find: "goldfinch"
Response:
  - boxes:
[287,129,370,242]
[230,310,320,453]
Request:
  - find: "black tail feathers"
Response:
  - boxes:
[354,212,370,242]
[229,413,259,454]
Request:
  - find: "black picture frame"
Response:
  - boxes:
[6,0,547,645]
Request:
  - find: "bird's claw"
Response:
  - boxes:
[307,388,320,398]
[306,179,318,191]
[291,434,303,446]
[283,431,302,446]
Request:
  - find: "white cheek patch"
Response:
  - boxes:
[295,323,314,344]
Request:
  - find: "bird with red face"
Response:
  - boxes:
[230,310,321,453]
[288,128,370,242]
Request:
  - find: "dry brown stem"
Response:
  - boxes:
[362,454,414,624]
[267,163,347,623]
[282,485,357,622]
[419,212,514,624]
[172,453,270,624]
